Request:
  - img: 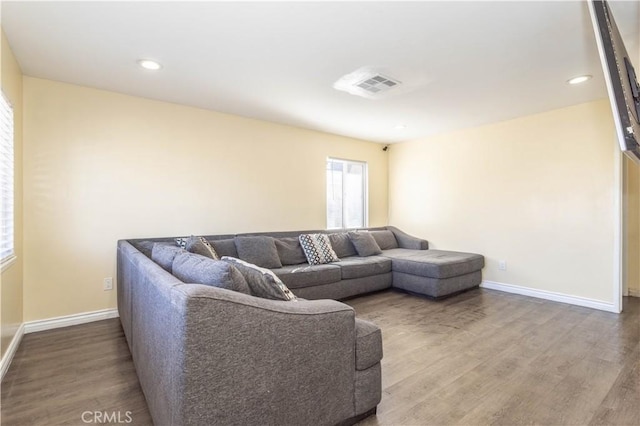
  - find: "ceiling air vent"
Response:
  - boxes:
[333,67,402,99]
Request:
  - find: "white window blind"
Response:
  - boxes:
[326,158,368,229]
[1,92,14,263]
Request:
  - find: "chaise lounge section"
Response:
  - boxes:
[384,248,485,298]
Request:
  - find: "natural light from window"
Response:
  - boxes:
[326,158,367,229]
[1,91,15,265]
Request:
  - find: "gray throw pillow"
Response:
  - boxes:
[151,243,186,272]
[275,237,307,265]
[328,233,357,258]
[348,231,382,257]
[299,234,340,265]
[370,230,399,250]
[185,235,220,260]
[234,236,283,269]
[222,257,296,301]
[172,252,250,294]
[210,239,238,258]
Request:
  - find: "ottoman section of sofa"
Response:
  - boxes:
[382,249,484,279]
[392,270,483,298]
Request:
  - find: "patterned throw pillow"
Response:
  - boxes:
[221,257,297,301]
[299,234,340,265]
[175,237,188,249]
[185,236,220,260]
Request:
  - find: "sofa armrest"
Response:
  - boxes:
[387,226,429,250]
[355,318,383,371]
[169,284,357,426]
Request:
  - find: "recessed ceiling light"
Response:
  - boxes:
[394,124,407,130]
[567,75,592,85]
[137,59,162,70]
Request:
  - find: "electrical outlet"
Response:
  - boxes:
[498,260,507,271]
[103,277,113,291]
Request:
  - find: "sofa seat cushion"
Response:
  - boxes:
[382,249,484,279]
[271,264,341,289]
[335,256,392,279]
[355,318,382,371]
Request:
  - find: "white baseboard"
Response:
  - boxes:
[629,288,640,298]
[481,280,619,313]
[24,308,119,334]
[1,323,25,381]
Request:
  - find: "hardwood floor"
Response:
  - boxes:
[351,289,639,426]
[1,319,152,425]
[1,288,638,425]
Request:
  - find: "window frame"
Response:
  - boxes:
[326,157,369,230]
[0,91,15,271]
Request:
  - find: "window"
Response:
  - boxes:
[326,158,367,229]
[1,92,14,264]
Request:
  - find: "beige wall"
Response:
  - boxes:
[389,100,616,303]
[624,156,640,296]
[22,77,388,321]
[0,30,24,358]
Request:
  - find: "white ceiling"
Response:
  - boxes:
[2,1,639,143]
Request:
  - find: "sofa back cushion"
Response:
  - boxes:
[152,243,187,272]
[369,230,399,250]
[172,252,251,294]
[132,240,156,258]
[348,232,383,257]
[328,233,357,258]
[275,237,308,265]
[209,239,238,258]
[222,257,297,301]
[234,236,283,269]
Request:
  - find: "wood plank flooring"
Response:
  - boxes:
[351,289,639,426]
[1,288,638,425]
[1,319,152,425]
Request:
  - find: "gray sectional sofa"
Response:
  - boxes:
[192,226,484,300]
[117,226,484,426]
